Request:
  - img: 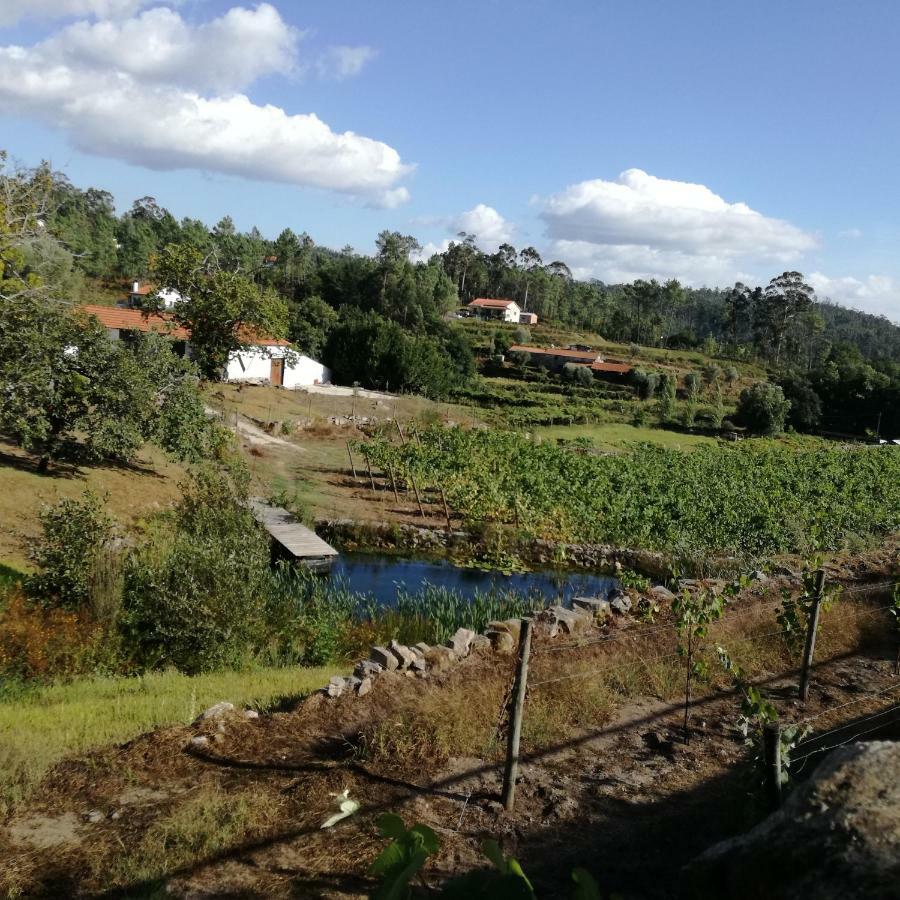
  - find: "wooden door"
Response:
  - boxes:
[270,357,284,387]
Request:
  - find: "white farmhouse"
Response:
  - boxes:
[466,297,521,323]
[82,305,330,387]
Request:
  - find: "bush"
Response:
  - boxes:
[27,491,116,611]
[122,466,270,673]
[736,382,791,435]
[779,375,823,432]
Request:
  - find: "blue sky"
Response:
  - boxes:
[1,0,899,320]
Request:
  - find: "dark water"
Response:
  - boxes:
[328,552,619,607]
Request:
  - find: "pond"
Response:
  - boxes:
[327,551,620,608]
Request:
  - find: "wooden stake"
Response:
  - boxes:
[410,474,426,518]
[763,722,782,810]
[388,464,400,503]
[440,487,452,531]
[346,442,359,481]
[799,569,826,701]
[502,618,533,812]
[396,420,406,444]
[364,450,377,493]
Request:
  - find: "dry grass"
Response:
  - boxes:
[0,438,186,572]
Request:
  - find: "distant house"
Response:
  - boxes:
[519,312,539,325]
[467,297,521,323]
[81,305,330,387]
[128,281,183,310]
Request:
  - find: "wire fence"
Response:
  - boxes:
[498,572,900,811]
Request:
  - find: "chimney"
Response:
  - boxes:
[132,281,140,294]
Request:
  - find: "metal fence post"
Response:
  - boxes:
[763,721,782,811]
[799,569,826,701]
[502,618,533,812]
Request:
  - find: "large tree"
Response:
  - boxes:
[153,243,290,379]
[0,298,214,472]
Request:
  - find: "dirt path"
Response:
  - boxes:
[206,406,304,452]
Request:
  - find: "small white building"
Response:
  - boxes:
[82,305,330,387]
[129,281,184,309]
[467,297,521,323]
[225,342,330,388]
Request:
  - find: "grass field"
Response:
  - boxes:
[0,664,341,812]
[534,422,719,451]
[0,439,187,572]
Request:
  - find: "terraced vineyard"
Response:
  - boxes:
[358,427,900,556]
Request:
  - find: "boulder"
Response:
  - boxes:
[648,585,676,603]
[548,605,592,634]
[388,640,418,670]
[410,656,427,672]
[413,642,431,657]
[684,741,900,899]
[572,596,612,621]
[487,619,522,643]
[357,676,373,697]
[369,646,399,672]
[423,645,458,672]
[194,701,234,723]
[326,676,347,698]
[446,627,476,657]
[471,634,492,652]
[354,660,384,679]
[486,629,516,653]
[243,709,259,720]
[609,592,632,615]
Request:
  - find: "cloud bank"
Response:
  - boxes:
[0,3,410,206]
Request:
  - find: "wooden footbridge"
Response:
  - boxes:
[248,498,338,571]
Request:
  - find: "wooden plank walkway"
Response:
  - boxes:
[248,498,338,564]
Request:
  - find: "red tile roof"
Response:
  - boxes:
[508,344,599,362]
[468,298,518,309]
[81,305,290,347]
[591,360,632,374]
[81,305,190,340]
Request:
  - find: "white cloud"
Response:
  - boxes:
[316,45,377,80]
[0,5,411,206]
[410,239,451,263]
[808,272,900,323]
[538,169,816,286]
[838,227,863,239]
[0,0,155,26]
[39,4,300,92]
[452,203,514,250]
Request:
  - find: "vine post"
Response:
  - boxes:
[763,721,782,810]
[502,618,533,813]
[346,442,359,481]
[798,569,826,701]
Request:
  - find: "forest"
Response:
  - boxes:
[4,156,900,436]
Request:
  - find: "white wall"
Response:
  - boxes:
[224,345,331,387]
[504,303,521,322]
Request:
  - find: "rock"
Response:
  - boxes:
[413,642,431,657]
[548,605,591,634]
[193,701,234,723]
[189,735,209,749]
[424,645,458,672]
[609,593,632,615]
[410,656,427,672]
[243,709,259,720]
[357,676,373,697]
[684,741,900,899]
[327,675,360,698]
[388,640,418,670]
[471,634,491,652]
[354,660,384,679]
[572,596,612,621]
[648,585,676,603]
[369,646,399,672]
[84,810,104,824]
[750,569,769,583]
[487,619,522,644]
[446,627,476,657]
[486,628,515,653]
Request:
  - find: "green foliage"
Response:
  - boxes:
[735,382,791,435]
[370,813,440,900]
[122,465,270,673]
[27,491,116,611]
[0,299,217,469]
[359,427,900,557]
[153,242,290,380]
[776,560,841,657]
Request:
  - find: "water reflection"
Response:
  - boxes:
[328,552,619,608]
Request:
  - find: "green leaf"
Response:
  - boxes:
[375,813,408,841]
[571,867,603,899]
[481,839,506,873]
[372,849,430,900]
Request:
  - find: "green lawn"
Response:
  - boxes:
[0,664,342,812]
[534,422,718,451]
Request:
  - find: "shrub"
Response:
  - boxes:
[736,382,791,435]
[27,491,116,611]
[122,466,270,673]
